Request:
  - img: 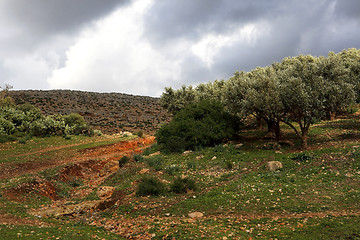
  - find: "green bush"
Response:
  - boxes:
[135,130,144,138]
[136,176,166,196]
[156,100,240,153]
[118,156,130,167]
[170,177,196,194]
[133,154,143,162]
[0,134,16,143]
[146,156,163,171]
[165,164,181,175]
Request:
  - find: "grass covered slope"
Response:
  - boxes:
[1,116,360,239]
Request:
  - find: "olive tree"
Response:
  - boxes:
[242,66,285,140]
[277,55,355,149]
[160,85,196,115]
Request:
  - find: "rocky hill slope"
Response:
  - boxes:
[9,90,170,134]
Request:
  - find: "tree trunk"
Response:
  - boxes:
[266,119,281,141]
[274,121,281,141]
[256,116,263,130]
[329,112,336,121]
[300,128,309,149]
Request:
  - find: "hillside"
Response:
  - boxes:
[1,113,360,238]
[8,90,170,134]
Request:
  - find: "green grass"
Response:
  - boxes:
[0,223,125,240]
[1,118,360,239]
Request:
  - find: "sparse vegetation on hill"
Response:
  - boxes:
[8,90,170,134]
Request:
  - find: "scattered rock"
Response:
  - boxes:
[182,150,193,156]
[139,168,150,174]
[345,173,354,178]
[188,212,204,218]
[97,186,115,200]
[266,161,283,172]
[149,151,161,156]
[196,155,204,160]
[234,143,243,148]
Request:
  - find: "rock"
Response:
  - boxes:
[266,161,283,172]
[234,143,243,148]
[139,168,150,174]
[211,156,217,160]
[196,155,204,160]
[182,150,193,156]
[149,151,161,156]
[97,186,115,200]
[188,212,204,218]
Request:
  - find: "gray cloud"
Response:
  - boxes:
[2,0,131,36]
[2,0,360,96]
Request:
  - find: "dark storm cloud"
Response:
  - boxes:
[143,0,279,45]
[3,0,131,36]
[144,0,360,85]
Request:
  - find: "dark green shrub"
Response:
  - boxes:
[118,156,130,167]
[0,134,16,143]
[170,177,196,194]
[156,100,240,153]
[133,154,143,162]
[291,153,314,162]
[146,156,163,171]
[18,138,26,144]
[135,130,144,138]
[136,176,166,196]
[165,164,181,175]
[224,160,233,170]
[187,161,197,170]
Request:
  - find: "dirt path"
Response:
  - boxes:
[0,136,155,180]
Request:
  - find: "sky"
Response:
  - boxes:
[1,0,360,97]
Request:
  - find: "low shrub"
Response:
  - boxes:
[133,154,143,162]
[170,177,196,194]
[291,153,314,162]
[135,130,144,138]
[118,156,130,167]
[136,176,166,196]
[146,156,163,171]
[165,164,181,175]
[224,160,233,170]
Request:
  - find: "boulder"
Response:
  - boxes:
[97,186,115,200]
[188,212,204,218]
[266,161,283,172]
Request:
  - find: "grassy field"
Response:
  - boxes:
[1,117,360,239]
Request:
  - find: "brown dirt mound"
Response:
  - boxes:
[4,178,58,201]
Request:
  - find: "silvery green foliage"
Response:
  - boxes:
[277,54,355,148]
[222,71,248,117]
[0,117,15,135]
[336,48,360,102]
[160,85,196,114]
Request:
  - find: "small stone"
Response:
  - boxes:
[165,213,170,217]
[139,168,150,174]
[266,161,283,172]
[211,156,217,160]
[149,151,161,156]
[188,212,204,218]
[196,155,204,160]
[182,150,193,156]
[234,143,243,148]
